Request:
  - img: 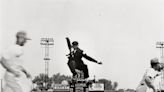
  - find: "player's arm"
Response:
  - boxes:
[0,57,20,77]
[82,53,102,64]
[19,66,31,78]
[0,57,14,72]
[145,76,156,92]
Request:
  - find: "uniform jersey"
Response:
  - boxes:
[145,68,159,92]
[1,44,32,92]
[2,44,23,72]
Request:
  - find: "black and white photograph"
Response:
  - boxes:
[0,0,164,92]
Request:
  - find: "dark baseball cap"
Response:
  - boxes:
[72,41,78,46]
[150,58,159,64]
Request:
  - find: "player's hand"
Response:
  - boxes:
[26,73,32,79]
[97,61,102,65]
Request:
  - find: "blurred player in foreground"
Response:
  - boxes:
[0,31,32,92]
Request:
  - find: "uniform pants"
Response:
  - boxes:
[67,60,89,79]
[76,64,89,79]
[67,60,77,76]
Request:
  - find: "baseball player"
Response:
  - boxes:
[0,31,32,92]
[137,58,161,92]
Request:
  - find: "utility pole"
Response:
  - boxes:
[40,37,54,90]
[156,41,164,91]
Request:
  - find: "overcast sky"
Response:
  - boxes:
[1,0,164,89]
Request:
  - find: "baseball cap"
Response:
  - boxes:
[150,58,159,64]
[16,31,31,40]
[72,41,78,46]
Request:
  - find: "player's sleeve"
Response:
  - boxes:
[0,47,19,73]
[1,48,12,60]
[82,51,98,63]
[2,45,23,60]
[145,68,156,78]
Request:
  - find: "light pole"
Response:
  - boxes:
[156,42,164,62]
[156,41,164,91]
[40,37,54,90]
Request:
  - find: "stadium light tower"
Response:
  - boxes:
[156,41,164,91]
[156,42,164,62]
[40,37,54,89]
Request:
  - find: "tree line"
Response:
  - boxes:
[32,73,118,91]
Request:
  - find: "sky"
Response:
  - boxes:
[1,0,164,89]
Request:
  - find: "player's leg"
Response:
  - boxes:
[3,80,22,92]
[83,64,89,79]
[3,72,22,92]
[67,60,77,77]
[76,64,89,79]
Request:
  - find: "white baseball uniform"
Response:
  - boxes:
[145,68,159,92]
[1,44,32,92]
